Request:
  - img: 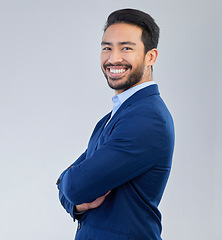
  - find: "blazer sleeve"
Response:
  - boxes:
[56,150,87,219]
[57,150,87,188]
[58,108,173,205]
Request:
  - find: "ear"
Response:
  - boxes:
[144,48,158,67]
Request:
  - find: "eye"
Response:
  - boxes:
[122,47,132,51]
[102,47,111,51]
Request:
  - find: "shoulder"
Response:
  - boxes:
[111,95,174,144]
[124,94,172,124]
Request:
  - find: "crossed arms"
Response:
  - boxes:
[56,108,169,218]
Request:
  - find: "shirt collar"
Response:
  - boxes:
[111,81,156,117]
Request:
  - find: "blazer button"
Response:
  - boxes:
[77,222,81,230]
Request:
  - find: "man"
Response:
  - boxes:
[57,8,175,240]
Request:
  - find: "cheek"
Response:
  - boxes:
[124,57,138,69]
[122,52,143,66]
[133,54,145,67]
[101,53,109,65]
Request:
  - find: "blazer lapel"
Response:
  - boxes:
[86,112,111,158]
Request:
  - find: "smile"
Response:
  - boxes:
[106,66,130,79]
[110,68,126,74]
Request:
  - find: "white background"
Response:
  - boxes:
[0,0,221,239]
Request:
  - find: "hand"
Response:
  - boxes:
[75,191,111,213]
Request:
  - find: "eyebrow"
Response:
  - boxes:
[101,41,136,46]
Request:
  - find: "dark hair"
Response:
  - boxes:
[104,8,160,53]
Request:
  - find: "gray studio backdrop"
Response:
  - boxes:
[0,0,221,239]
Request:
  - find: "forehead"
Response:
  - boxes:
[102,23,143,44]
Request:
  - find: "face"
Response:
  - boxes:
[101,23,150,94]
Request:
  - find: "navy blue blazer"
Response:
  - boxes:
[57,84,175,240]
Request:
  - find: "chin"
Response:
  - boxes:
[108,79,124,89]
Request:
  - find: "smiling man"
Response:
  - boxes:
[57,9,175,240]
[101,23,156,94]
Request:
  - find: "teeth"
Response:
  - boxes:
[110,69,126,74]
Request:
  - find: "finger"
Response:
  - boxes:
[104,190,111,197]
[90,196,105,208]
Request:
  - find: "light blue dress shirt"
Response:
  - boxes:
[110,81,156,119]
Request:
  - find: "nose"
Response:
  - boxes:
[108,49,123,64]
